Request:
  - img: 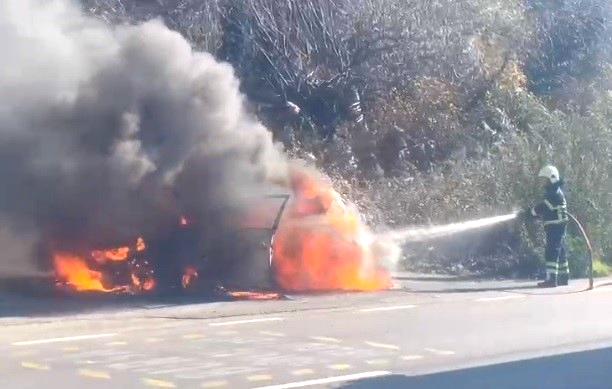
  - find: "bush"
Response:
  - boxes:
[84,0,611,277]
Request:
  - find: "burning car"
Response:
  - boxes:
[53,170,393,296]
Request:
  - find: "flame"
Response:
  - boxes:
[54,253,117,292]
[92,247,130,263]
[131,272,156,292]
[273,170,392,292]
[180,216,188,226]
[54,236,154,293]
[181,266,199,289]
[136,237,146,252]
[227,291,282,300]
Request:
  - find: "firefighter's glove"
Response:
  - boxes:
[519,207,534,220]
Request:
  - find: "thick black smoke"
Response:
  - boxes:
[0,0,287,275]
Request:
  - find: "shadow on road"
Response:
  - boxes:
[0,276,234,318]
[341,347,612,389]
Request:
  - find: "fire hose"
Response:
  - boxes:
[567,212,594,290]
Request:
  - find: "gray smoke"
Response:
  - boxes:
[0,0,287,273]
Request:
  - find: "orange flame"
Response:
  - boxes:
[131,273,156,292]
[54,236,154,293]
[54,253,116,292]
[228,291,282,300]
[181,266,199,289]
[92,246,130,263]
[136,237,146,252]
[273,170,391,292]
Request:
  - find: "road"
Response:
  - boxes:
[2,275,612,388]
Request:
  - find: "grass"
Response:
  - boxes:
[592,259,612,278]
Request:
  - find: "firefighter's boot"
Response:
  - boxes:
[538,274,557,288]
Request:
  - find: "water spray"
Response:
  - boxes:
[382,213,518,243]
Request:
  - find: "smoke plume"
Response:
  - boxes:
[0,0,287,274]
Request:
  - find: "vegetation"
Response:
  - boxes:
[84,0,611,277]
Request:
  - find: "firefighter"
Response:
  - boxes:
[527,165,570,287]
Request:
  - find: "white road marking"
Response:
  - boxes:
[475,295,526,302]
[366,359,389,366]
[209,318,284,327]
[401,355,424,361]
[291,369,315,376]
[142,378,177,388]
[79,369,111,380]
[211,353,234,358]
[364,341,400,351]
[328,364,351,371]
[358,305,417,313]
[21,361,50,371]
[105,341,128,346]
[252,371,391,389]
[260,331,286,337]
[182,334,205,340]
[425,348,456,356]
[146,338,164,343]
[310,336,341,343]
[247,374,273,382]
[12,333,117,346]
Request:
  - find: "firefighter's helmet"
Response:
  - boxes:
[538,165,560,184]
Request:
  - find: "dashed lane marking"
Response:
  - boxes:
[401,355,424,361]
[21,361,50,371]
[310,336,341,343]
[142,378,177,388]
[79,369,111,380]
[12,333,117,346]
[201,380,229,388]
[366,359,390,366]
[260,331,286,337]
[182,334,206,340]
[247,374,273,382]
[252,371,391,389]
[358,305,417,313]
[425,348,456,356]
[328,364,351,371]
[475,295,526,302]
[291,369,315,376]
[364,341,400,351]
[105,341,128,346]
[209,318,284,327]
[211,353,234,358]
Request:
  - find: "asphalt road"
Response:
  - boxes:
[2,275,612,388]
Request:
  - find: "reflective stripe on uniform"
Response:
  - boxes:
[544,199,566,210]
[544,218,568,226]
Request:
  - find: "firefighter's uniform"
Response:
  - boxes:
[530,166,569,287]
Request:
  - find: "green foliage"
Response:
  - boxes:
[84,0,611,276]
[566,234,589,278]
[593,260,611,278]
